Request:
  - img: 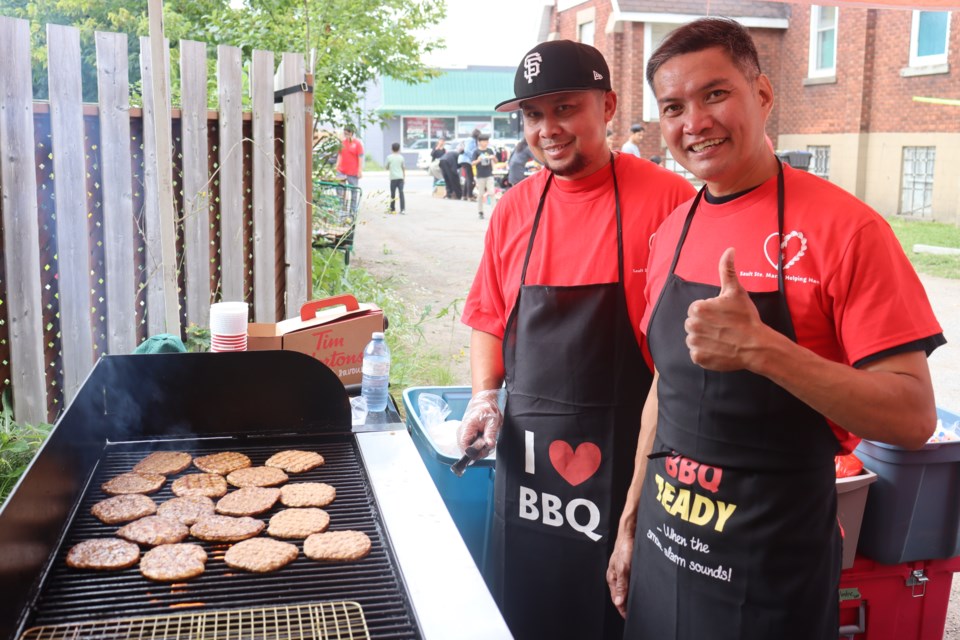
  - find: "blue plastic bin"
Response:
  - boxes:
[854,406,960,564]
[403,386,496,581]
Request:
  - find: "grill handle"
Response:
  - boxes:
[301,295,359,320]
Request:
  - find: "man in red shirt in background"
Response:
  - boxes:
[336,124,363,216]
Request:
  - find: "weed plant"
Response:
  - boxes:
[0,390,52,506]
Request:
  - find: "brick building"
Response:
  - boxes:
[541,1,959,223]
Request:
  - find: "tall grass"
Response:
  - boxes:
[0,390,52,505]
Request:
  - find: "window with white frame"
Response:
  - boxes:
[578,20,595,46]
[910,11,950,68]
[808,6,838,78]
[663,151,702,188]
[643,23,676,122]
[899,146,936,217]
[807,146,831,180]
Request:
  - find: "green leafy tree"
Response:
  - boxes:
[2,0,445,129]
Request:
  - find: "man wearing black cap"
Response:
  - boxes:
[458,39,695,639]
[621,123,644,157]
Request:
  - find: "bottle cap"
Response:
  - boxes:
[372,332,385,340]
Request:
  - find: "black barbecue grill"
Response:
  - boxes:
[0,351,456,640]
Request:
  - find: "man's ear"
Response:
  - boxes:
[604,90,618,122]
[757,73,775,117]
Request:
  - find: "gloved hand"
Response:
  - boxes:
[456,389,502,457]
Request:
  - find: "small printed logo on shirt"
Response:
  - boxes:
[764,230,807,270]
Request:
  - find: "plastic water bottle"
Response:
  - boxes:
[361,332,391,412]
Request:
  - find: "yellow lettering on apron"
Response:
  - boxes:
[668,487,691,520]
[714,501,737,533]
[655,473,665,501]
[688,493,715,527]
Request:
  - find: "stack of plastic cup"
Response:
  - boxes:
[209,301,249,352]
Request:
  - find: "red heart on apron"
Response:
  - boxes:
[548,440,602,486]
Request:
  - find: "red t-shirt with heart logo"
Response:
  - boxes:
[642,164,942,453]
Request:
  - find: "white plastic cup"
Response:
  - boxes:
[210,301,249,336]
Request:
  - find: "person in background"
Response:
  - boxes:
[385,142,406,215]
[471,134,497,220]
[429,137,447,185]
[439,146,463,200]
[458,39,695,640]
[459,129,480,200]
[506,138,535,189]
[620,123,644,157]
[606,18,944,640]
[336,124,364,214]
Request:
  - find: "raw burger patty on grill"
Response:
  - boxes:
[171,473,229,498]
[101,472,166,495]
[224,537,298,573]
[66,538,140,570]
[140,543,208,581]
[226,466,288,488]
[279,482,336,508]
[268,508,330,539]
[264,450,325,473]
[133,451,193,475]
[193,451,252,475]
[216,487,281,516]
[303,530,372,562]
[157,495,216,525]
[190,514,265,542]
[117,516,189,546]
[91,494,157,524]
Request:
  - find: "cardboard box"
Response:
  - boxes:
[247,295,384,386]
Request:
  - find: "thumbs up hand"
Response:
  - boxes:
[684,248,764,371]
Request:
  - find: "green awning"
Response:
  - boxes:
[379,68,515,116]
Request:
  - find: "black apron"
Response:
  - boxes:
[491,159,651,640]
[624,166,842,640]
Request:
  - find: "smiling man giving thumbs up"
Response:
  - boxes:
[606,18,945,640]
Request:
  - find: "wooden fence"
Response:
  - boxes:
[0,17,314,425]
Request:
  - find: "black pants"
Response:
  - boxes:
[459,162,474,199]
[440,163,461,199]
[389,179,405,212]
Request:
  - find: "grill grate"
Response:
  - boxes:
[20,600,369,639]
[28,436,420,639]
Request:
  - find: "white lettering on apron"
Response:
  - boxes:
[525,430,535,474]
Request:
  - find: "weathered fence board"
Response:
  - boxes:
[251,49,276,323]
[0,18,312,424]
[217,44,244,303]
[280,52,309,315]
[0,17,47,425]
[47,24,95,403]
[180,39,211,329]
[139,35,172,338]
[96,31,137,354]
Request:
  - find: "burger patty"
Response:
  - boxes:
[91,494,158,525]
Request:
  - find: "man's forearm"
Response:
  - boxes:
[470,329,505,393]
[617,373,659,538]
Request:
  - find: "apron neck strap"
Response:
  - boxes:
[519,155,624,286]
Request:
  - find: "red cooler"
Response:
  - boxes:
[838,555,960,640]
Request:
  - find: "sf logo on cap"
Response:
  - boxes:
[523,52,542,84]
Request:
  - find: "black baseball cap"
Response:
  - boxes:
[495,40,612,112]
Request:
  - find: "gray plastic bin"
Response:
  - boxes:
[854,407,960,564]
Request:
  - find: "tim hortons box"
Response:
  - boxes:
[248,295,384,386]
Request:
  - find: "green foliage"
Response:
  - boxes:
[886,217,960,279]
[0,389,53,507]
[312,249,456,392]
[184,322,211,352]
[5,0,445,133]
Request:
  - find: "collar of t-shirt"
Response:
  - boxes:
[547,157,616,204]
[704,184,760,205]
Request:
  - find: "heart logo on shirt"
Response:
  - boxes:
[764,230,807,271]
[549,441,602,486]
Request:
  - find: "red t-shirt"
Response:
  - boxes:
[642,165,943,452]
[462,154,696,362]
[337,138,364,176]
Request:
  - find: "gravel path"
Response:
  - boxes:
[354,172,960,638]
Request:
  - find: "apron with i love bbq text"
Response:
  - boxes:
[624,165,842,640]
[489,159,651,640]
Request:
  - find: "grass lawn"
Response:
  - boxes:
[886,216,960,279]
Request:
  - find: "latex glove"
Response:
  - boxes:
[456,389,502,457]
